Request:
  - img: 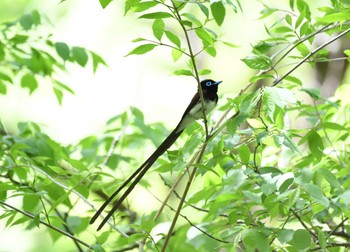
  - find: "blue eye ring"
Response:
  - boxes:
[205,81,212,86]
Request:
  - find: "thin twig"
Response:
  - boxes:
[290,208,318,239]
[0,200,91,249]
[272,26,350,86]
[172,2,210,138]
[161,142,208,252]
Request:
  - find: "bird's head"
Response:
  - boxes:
[200,79,222,92]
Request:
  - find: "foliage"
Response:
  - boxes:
[0,10,106,104]
[1,0,350,251]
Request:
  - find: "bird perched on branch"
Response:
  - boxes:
[90,79,222,230]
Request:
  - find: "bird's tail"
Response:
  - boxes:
[90,126,183,230]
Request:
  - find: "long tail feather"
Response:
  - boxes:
[91,126,183,229]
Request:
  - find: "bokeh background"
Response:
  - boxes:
[0,0,345,251]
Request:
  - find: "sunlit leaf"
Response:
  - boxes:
[152,19,164,41]
[21,73,38,94]
[72,47,88,66]
[126,44,157,56]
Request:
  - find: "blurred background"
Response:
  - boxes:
[0,0,346,251]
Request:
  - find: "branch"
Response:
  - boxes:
[172,2,210,138]
[161,142,208,252]
[272,26,350,87]
[0,200,91,249]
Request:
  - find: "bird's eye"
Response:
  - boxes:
[205,81,212,86]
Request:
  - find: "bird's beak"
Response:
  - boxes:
[214,80,222,85]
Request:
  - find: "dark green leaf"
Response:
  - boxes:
[152,19,164,41]
[21,73,38,94]
[210,0,226,26]
[126,44,157,56]
[72,47,88,67]
[139,12,173,19]
[55,42,70,61]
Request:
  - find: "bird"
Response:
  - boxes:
[90,79,222,230]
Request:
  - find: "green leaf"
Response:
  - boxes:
[223,41,239,48]
[307,130,324,161]
[152,19,164,41]
[264,87,296,109]
[19,14,33,30]
[318,11,350,23]
[0,81,6,94]
[205,46,216,57]
[55,42,70,61]
[296,0,311,21]
[99,0,113,8]
[126,44,157,56]
[173,69,193,76]
[171,48,183,62]
[199,3,209,17]
[303,183,329,207]
[91,51,107,72]
[139,12,173,19]
[72,47,88,67]
[243,190,261,204]
[210,0,226,26]
[318,168,342,190]
[318,230,328,250]
[242,229,269,251]
[182,13,202,26]
[55,81,75,95]
[284,75,302,86]
[21,73,38,94]
[195,28,214,46]
[198,69,211,75]
[277,229,294,244]
[341,191,350,205]
[0,72,12,83]
[291,229,311,250]
[23,194,39,212]
[165,30,181,48]
[237,145,250,165]
[53,87,63,105]
[241,54,272,70]
[31,10,41,26]
[240,90,262,114]
[125,0,140,14]
[131,1,158,12]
